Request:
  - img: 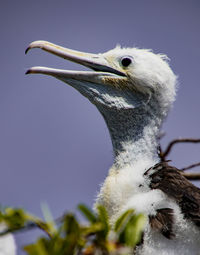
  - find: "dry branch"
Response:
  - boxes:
[181,172,200,181]
[160,138,200,161]
[159,137,200,181]
[180,162,200,171]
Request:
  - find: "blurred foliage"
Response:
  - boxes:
[0,204,146,255]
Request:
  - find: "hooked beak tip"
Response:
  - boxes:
[25,47,30,55]
[25,40,42,54]
[25,68,35,75]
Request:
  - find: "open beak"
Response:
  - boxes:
[25,40,126,85]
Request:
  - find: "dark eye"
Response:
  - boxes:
[121,56,132,67]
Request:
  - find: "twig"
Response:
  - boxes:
[34,221,53,239]
[180,162,200,171]
[160,138,200,161]
[0,211,68,237]
[0,222,37,237]
[0,220,57,238]
[158,136,200,180]
[181,172,200,180]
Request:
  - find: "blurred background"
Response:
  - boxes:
[0,0,200,253]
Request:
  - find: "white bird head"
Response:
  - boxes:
[26,41,176,115]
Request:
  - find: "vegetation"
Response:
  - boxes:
[0,204,146,255]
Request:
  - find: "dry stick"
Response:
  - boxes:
[161,138,200,160]
[0,221,52,239]
[34,221,53,239]
[0,222,37,237]
[181,172,200,180]
[159,138,200,180]
[0,211,68,237]
[181,162,200,180]
[180,162,200,171]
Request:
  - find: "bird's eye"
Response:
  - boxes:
[121,56,132,67]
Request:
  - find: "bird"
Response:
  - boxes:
[26,40,200,255]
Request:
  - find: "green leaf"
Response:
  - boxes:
[114,209,134,233]
[61,214,81,254]
[4,208,27,229]
[41,202,57,234]
[123,213,146,247]
[96,205,109,238]
[63,214,79,235]
[97,205,108,224]
[24,238,49,255]
[77,204,97,223]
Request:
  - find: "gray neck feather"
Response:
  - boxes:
[98,97,165,169]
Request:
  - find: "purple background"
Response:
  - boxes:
[1,0,200,253]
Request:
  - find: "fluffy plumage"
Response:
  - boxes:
[26,41,200,254]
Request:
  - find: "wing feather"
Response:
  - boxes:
[147,162,200,228]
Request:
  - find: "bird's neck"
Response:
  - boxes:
[99,104,164,170]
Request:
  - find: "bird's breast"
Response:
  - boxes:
[95,164,161,224]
